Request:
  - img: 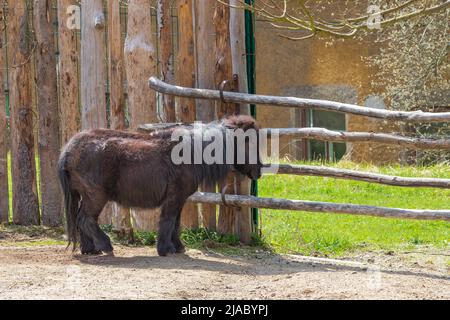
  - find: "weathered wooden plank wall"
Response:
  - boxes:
[0,0,255,240]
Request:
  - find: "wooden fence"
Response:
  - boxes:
[0,0,256,237]
[143,77,450,233]
[0,1,448,244]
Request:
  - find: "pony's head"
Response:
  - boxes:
[222,114,264,181]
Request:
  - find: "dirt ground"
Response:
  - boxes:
[0,243,449,300]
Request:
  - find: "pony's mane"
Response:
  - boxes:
[166,114,259,186]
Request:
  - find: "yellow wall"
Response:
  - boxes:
[254,20,403,164]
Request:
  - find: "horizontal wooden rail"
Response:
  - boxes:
[276,164,450,189]
[149,77,450,123]
[138,124,449,150]
[269,128,450,150]
[188,192,450,221]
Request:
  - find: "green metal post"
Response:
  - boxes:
[244,0,259,231]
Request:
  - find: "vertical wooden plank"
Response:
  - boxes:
[213,0,236,236]
[213,0,233,119]
[107,0,128,222]
[229,0,249,113]
[157,0,176,122]
[177,0,195,123]
[7,0,40,225]
[80,0,111,224]
[108,0,126,131]
[0,11,8,223]
[193,0,216,230]
[230,0,251,243]
[107,0,132,238]
[125,0,159,232]
[34,0,63,226]
[80,0,107,130]
[177,0,198,229]
[57,0,80,146]
[193,0,216,121]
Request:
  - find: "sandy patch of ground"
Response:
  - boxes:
[0,244,448,300]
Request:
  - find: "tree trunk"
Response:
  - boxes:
[193,0,217,230]
[107,0,132,238]
[125,0,159,232]
[34,0,63,226]
[213,0,237,236]
[57,0,80,146]
[7,0,40,225]
[176,0,198,229]
[0,28,8,223]
[158,0,176,122]
[230,0,252,243]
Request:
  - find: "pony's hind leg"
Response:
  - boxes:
[78,198,113,254]
[73,204,98,255]
[171,210,185,253]
[79,230,101,255]
[157,196,186,256]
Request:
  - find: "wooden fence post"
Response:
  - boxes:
[125,0,159,231]
[193,0,217,230]
[213,0,238,236]
[57,0,80,146]
[177,0,199,229]
[108,0,132,238]
[7,0,40,225]
[0,18,8,223]
[230,0,252,243]
[34,0,63,226]
[158,0,176,122]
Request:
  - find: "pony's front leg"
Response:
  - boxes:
[157,198,185,256]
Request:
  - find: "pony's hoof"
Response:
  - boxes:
[175,246,186,254]
[157,244,177,257]
[82,251,102,256]
[104,251,115,257]
[95,242,114,254]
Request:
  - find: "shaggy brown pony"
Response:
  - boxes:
[58,115,263,256]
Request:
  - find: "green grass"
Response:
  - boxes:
[259,161,450,257]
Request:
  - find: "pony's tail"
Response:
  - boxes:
[58,153,80,251]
